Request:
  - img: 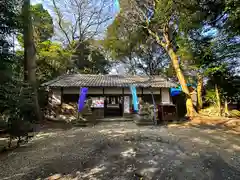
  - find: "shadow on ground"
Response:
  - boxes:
[1,122,239,180]
[21,142,240,180]
[23,129,240,179]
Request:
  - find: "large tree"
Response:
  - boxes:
[49,0,113,74]
[0,0,21,114]
[0,0,37,131]
[225,0,240,34]
[36,40,72,82]
[103,13,170,76]
[103,14,140,75]
[51,0,113,45]
[72,40,111,74]
[0,0,20,82]
[17,3,72,83]
[22,0,42,121]
[180,22,240,114]
[106,0,226,117]
[204,28,240,115]
[17,3,54,45]
[31,3,54,43]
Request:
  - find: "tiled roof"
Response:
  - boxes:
[42,74,176,88]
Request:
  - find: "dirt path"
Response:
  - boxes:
[0,122,239,180]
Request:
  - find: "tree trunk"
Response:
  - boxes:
[161,28,196,118]
[224,99,229,117]
[166,46,196,118]
[215,84,221,116]
[197,73,203,111]
[147,27,196,118]
[23,0,42,121]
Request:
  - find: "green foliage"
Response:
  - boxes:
[1,81,36,122]
[103,14,146,60]
[205,89,217,105]
[103,13,171,75]
[0,0,36,131]
[230,110,240,118]
[176,16,240,105]
[17,3,54,44]
[206,63,240,105]
[148,0,224,36]
[225,0,240,34]
[16,40,71,84]
[0,0,20,83]
[106,0,228,77]
[36,40,71,83]
[1,0,20,125]
[16,4,72,83]
[31,3,54,42]
[0,0,21,34]
[202,29,240,103]
[73,40,110,74]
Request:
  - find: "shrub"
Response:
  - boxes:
[230,110,240,118]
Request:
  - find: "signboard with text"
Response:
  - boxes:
[91,97,104,108]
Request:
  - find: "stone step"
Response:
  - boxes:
[134,120,154,126]
[97,117,133,122]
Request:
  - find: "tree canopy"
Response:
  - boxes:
[103,0,240,117]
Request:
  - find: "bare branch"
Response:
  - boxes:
[52,0,71,45]
[71,14,78,41]
[50,0,113,44]
[147,28,166,47]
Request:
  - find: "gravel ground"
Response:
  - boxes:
[0,122,239,180]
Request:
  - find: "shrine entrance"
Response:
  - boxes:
[104,96,123,117]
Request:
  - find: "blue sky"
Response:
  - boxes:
[201,25,218,37]
[32,0,119,18]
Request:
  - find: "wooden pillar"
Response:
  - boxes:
[169,88,173,104]
[122,88,124,116]
[103,87,106,117]
[161,105,164,121]
[160,88,162,104]
[60,87,63,105]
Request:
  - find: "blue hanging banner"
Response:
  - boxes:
[170,84,195,96]
[78,87,88,112]
[170,87,181,96]
[130,86,138,112]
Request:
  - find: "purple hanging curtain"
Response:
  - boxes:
[78,87,88,112]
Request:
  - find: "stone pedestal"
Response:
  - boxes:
[83,112,96,125]
[92,108,104,119]
[134,113,154,125]
[72,116,88,127]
